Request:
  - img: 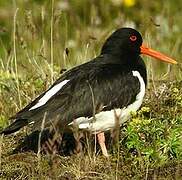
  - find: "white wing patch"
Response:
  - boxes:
[69,70,145,133]
[29,80,70,111]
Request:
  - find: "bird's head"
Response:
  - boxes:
[101,27,177,64]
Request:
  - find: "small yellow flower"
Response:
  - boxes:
[132,118,142,124]
[172,87,179,94]
[141,107,150,112]
[123,0,136,7]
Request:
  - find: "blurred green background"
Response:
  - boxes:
[0,0,181,124]
[0,2,182,179]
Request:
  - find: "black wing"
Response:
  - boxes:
[1,56,141,134]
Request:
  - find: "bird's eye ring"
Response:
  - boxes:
[130,35,137,41]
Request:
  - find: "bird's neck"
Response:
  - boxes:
[132,56,147,86]
[99,53,147,85]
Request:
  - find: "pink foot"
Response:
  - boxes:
[97,132,109,157]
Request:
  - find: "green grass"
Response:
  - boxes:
[0,0,182,179]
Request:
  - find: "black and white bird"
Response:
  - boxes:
[1,28,177,156]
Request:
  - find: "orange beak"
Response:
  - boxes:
[140,44,177,64]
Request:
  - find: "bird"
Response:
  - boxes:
[1,27,177,157]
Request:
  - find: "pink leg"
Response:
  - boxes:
[97,132,109,157]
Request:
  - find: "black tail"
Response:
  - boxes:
[0,119,28,135]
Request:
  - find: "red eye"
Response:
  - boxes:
[130,35,137,41]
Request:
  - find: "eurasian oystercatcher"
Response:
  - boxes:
[1,28,177,156]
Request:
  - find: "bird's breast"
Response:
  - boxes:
[69,70,146,133]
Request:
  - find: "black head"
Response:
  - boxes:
[101,28,143,57]
[101,27,177,65]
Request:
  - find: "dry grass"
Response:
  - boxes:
[0,80,181,179]
[0,0,182,179]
